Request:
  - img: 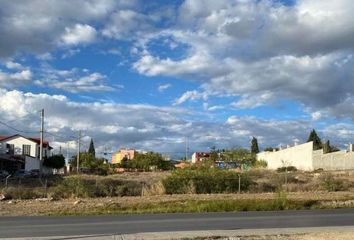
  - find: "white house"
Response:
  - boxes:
[0,134,52,171]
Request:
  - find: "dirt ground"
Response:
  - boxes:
[1,191,354,216]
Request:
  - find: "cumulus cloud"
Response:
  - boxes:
[0,69,32,87]
[131,0,354,119]
[0,0,119,57]
[1,89,353,157]
[60,24,97,45]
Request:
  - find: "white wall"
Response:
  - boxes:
[25,156,40,171]
[1,136,51,158]
[5,136,37,157]
[313,150,354,171]
[257,142,314,171]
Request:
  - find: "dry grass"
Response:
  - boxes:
[1,191,354,216]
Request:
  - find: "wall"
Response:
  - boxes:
[25,156,40,171]
[257,141,314,171]
[5,136,37,157]
[313,150,354,170]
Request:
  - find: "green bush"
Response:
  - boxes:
[320,174,350,192]
[163,168,252,194]
[276,166,297,172]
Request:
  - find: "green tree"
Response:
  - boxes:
[223,148,256,165]
[323,140,331,154]
[43,154,65,169]
[88,138,95,157]
[307,129,322,150]
[209,146,219,162]
[123,152,174,171]
[251,137,259,154]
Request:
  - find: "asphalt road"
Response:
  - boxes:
[1,209,354,238]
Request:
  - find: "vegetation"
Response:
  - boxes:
[88,138,95,157]
[276,166,297,172]
[163,168,252,194]
[43,154,65,169]
[120,152,174,171]
[307,129,322,150]
[69,152,109,175]
[264,147,279,152]
[50,198,319,216]
[251,137,259,154]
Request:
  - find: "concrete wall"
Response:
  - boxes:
[257,142,314,171]
[313,150,354,171]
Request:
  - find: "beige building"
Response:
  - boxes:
[257,141,354,171]
[112,149,136,164]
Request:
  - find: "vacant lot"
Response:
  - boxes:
[1,170,354,216]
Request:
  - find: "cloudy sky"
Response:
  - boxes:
[0,0,354,159]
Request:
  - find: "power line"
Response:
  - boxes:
[0,120,38,134]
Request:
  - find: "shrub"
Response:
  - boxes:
[276,166,297,172]
[320,174,350,192]
[1,187,45,199]
[253,160,268,168]
[163,168,252,194]
[50,176,142,199]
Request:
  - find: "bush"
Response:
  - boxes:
[163,168,252,194]
[1,187,45,199]
[253,160,268,168]
[320,174,350,192]
[50,176,142,199]
[277,166,297,172]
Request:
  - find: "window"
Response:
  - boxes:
[22,145,31,156]
[6,144,14,154]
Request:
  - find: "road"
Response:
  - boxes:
[1,209,354,238]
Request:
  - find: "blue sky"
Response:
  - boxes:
[0,0,354,159]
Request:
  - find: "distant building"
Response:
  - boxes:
[191,152,210,164]
[112,148,136,164]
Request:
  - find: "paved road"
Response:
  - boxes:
[1,209,354,238]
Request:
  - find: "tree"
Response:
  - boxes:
[323,140,331,154]
[307,129,322,150]
[251,137,259,154]
[43,154,65,169]
[88,138,95,157]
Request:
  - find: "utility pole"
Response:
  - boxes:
[39,109,44,176]
[77,131,81,174]
[185,138,189,161]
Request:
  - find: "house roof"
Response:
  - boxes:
[0,134,52,148]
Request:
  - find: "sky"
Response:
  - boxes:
[0,0,354,159]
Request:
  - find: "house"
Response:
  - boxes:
[112,148,136,164]
[257,141,354,171]
[191,152,210,164]
[0,134,52,172]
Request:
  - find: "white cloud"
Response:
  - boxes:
[158,83,172,92]
[173,90,208,105]
[0,69,32,87]
[61,24,97,45]
[35,66,116,93]
[1,89,353,156]
[5,61,23,70]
